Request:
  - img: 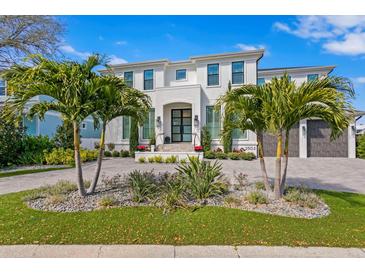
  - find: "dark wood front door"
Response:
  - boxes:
[171,108,192,142]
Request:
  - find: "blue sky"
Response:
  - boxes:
[59,15,365,117]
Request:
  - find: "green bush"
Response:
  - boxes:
[284,187,321,209]
[104,151,112,157]
[147,156,155,163]
[176,156,224,200]
[98,195,118,207]
[138,157,146,163]
[245,191,268,205]
[154,155,164,163]
[53,121,74,149]
[201,126,212,152]
[121,150,130,157]
[227,152,240,160]
[19,135,54,165]
[240,152,256,161]
[204,151,216,159]
[129,117,139,157]
[165,155,178,163]
[112,150,120,157]
[255,181,266,190]
[356,135,365,159]
[157,173,186,212]
[215,152,227,159]
[125,170,158,202]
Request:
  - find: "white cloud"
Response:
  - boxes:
[236,43,265,51]
[273,16,365,56]
[60,45,91,59]
[115,40,127,46]
[355,76,365,84]
[107,55,127,65]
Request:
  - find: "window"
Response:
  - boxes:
[143,108,155,139]
[232,61,244,84]
[122,116,130,139]
[207,64,219,86]
[82,123,87,129]
[206,106,221,139]
[257,78,265,86]
[176,69,187,80]
[0,79,5,96]
[144,69,154,90]
[307,74,319,82]
[232,129,248,139]
[124,71,133,87]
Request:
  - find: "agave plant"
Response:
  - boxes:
[176,156,225,200]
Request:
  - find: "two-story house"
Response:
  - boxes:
[103,49,357,158]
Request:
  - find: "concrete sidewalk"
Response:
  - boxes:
[1,245,365,258]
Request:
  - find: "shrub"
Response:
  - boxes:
[215,152,227,159]
[138,157,146,163]
[245,191,268,205]
[234,172,248,189]
[179,159,187,164]
[121,150,130,157]
[102,174,123,188]
[255,181,266,190]
[176,156,224,200]
[125,170,158,202]
[165,155,178,163]
[98,195,118,207]
[228,152,240,160]
[194,146,203,152]
[45,194,65,205]
[18,135,55,165]
[45,180,78,195]
[224,195,242,207]
[356,135,365,159]
[284,187,321,209]
[104,151,112,157]
[154,155,164,163]
[201,126,212,152]
[44,148,98,165]
[53,121,74,149]
[129,117,139,157]
[136,145,147,152]
[204,151,216,159]
[157,173,186,212]
[107,143,115,151]
[112,150,120,157]
[240,152,256,161]
[147,156,155,163]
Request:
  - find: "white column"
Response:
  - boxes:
[299,119,307,158]
[348,121,356,158]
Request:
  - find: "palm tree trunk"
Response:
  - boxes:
[280,130,290,195]
[274,132,283,199]
[73,121,86,197]
[257,132,271,192]
[88,122,106,194]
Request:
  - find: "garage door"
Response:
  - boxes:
[261,123,299,157]
[307,120,348,157]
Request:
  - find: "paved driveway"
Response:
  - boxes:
[0,157,365,194]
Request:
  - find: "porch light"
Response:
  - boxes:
[194,115,199,127]
[156,116,161,128]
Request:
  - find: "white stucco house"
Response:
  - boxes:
[103,49,357,158]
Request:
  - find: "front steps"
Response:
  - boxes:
[159,143,194,152]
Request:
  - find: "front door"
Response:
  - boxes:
[171,109,192,142]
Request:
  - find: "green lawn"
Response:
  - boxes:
[0,167,69,178]
[0,190,365,246]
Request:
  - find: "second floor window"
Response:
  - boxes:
[307,74,319,82]
[207,64,219,86]
[232,61,244,84]
[176,69,187,80]
[144,69,154,90]
[124,71,133,87]
[0,80,6,96]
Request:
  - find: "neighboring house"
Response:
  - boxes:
[0,76,101,148]
[356,124,365,135]
[103,49,358,158]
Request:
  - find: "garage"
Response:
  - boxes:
[261,123,299,157]
[307,120,348,157]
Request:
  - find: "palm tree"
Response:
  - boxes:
[2,54,104,197]
[216,84,271,192]
[277,75,354,197]
[87,75,151,194]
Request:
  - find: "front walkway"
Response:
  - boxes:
[0,245,364,258]
[1,157,365,195]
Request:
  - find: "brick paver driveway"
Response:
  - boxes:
[0,157,364,194]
